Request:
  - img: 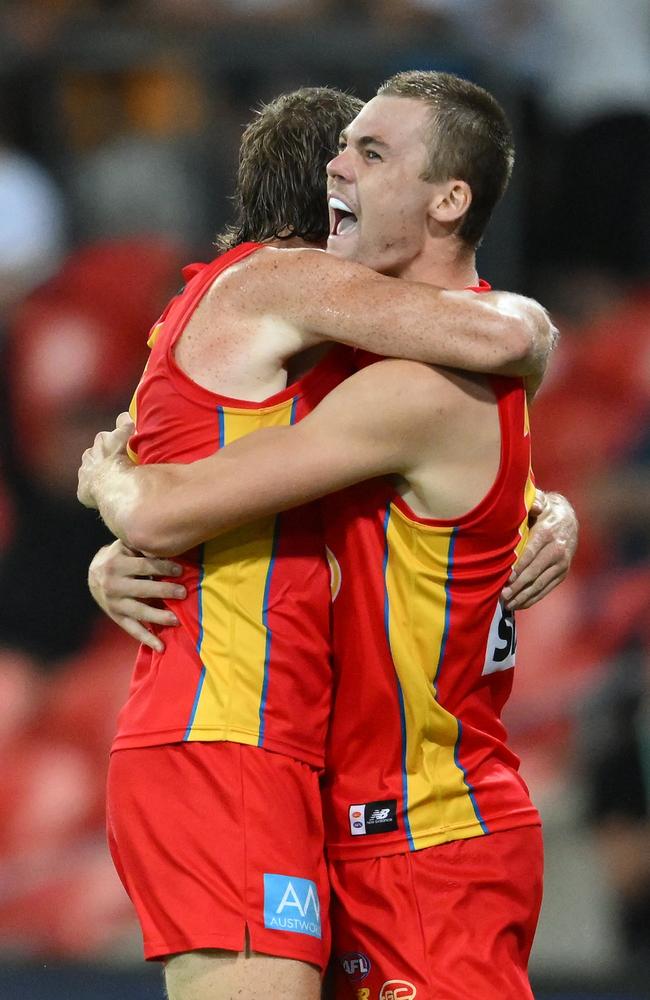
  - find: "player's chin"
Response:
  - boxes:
[326,232,358,258]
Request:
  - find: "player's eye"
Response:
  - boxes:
[365,149,382,161]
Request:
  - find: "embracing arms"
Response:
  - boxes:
[79,362,576,582]
[234,248,557,384]
[88,485,577,652]
[79,361,455,554]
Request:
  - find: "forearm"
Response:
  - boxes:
[310,281,540,374]
[424,290,536,375]
[258,251,555,377]
[366,288,537,374]
[97,378,409,557]
[106,430,317,556]
[91,456,174,552]
[475,292,557,379]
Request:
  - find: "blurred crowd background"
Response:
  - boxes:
[0,1,648,997]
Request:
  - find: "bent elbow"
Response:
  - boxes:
[518,307,558,375]
[122,504,171,557]
[501,314,536,371]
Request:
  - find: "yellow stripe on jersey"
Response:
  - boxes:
[147,322,164,349]
[523,395,530,437]
[185,398,297,742]
[126,389,139,464]
[514,472,536,563]
[126,323,162,465]
[384,505,481,849]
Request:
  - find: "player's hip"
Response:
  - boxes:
[329,826,543,1000]
[107,741,330,968]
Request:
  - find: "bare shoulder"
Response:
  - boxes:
[218,245,385,310]
[243,245,364,277]
[351,358,491,417]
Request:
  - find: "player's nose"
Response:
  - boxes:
[326,148,352,181]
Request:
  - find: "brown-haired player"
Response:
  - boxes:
[80,77,576,1000]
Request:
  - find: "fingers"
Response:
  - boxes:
[112,578,186,601]
[91,425,131,458]
[92,573,185,605]
[126,556,183,578]
[503,541,568,606]
[114,614,165,653]
[87,539,183,651]
[120,598,179,626]
[506,540,538,583]
[506,524,556,582]
[528,488,547,520]
[116,411,135,430]
[88,543,185,632]
[505,565,565,611]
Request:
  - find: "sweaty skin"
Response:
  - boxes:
[80,85,573,1000]
[80,97,566,612]
[87,485,577,653]
[79,357,575,572]
[186,243,555,403]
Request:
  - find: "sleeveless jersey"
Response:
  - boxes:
[112,243,352,768]
[322,365,541,859]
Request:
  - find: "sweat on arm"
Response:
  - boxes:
[234,247,557,383]
[84,360,449,557]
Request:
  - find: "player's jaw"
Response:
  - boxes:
[327,193,359,256]
[327,183,431,277]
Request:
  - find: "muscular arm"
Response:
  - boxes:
[240,248,556,382]
[80,362,449,555]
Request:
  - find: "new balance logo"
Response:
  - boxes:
[349,800,398,836]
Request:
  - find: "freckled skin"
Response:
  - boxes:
[326,97,439,279]
[81,96,558,555]
[169,97,551,403]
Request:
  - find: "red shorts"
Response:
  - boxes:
[329,826,543,1000]
[107,742,330,969]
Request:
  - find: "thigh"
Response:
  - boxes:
[165,948,321,1000]
[330,827,544,1000]
[107,742,329,970]
[329,852,428,1000]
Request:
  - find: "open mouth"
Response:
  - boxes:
[329,196,358,237]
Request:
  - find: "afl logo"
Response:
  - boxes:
[340,952,371,982]
[326,546,342,602]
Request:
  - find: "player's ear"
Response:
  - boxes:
[428,179,472,226]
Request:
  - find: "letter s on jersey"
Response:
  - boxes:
[482,599,517,675]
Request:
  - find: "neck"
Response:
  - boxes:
[394,236,478,290]
[265,233,327,251]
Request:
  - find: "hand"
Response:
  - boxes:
[88,539,185,652]
[502,489,578,610]
[77,412,134,508]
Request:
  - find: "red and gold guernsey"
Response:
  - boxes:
[112,243,352,768]
[322,361,541,859]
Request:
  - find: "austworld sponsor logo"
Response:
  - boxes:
[339,951,371,982]
[379,980,417,1000]
[263,874,321,939]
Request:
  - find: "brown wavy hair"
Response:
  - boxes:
[216,87,364,251]
[378,71,514,247]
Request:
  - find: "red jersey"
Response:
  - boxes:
[112,243,352,768]
[322,366,541,859]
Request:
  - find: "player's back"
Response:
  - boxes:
[114,243,352,767]
[323,361,541,857]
